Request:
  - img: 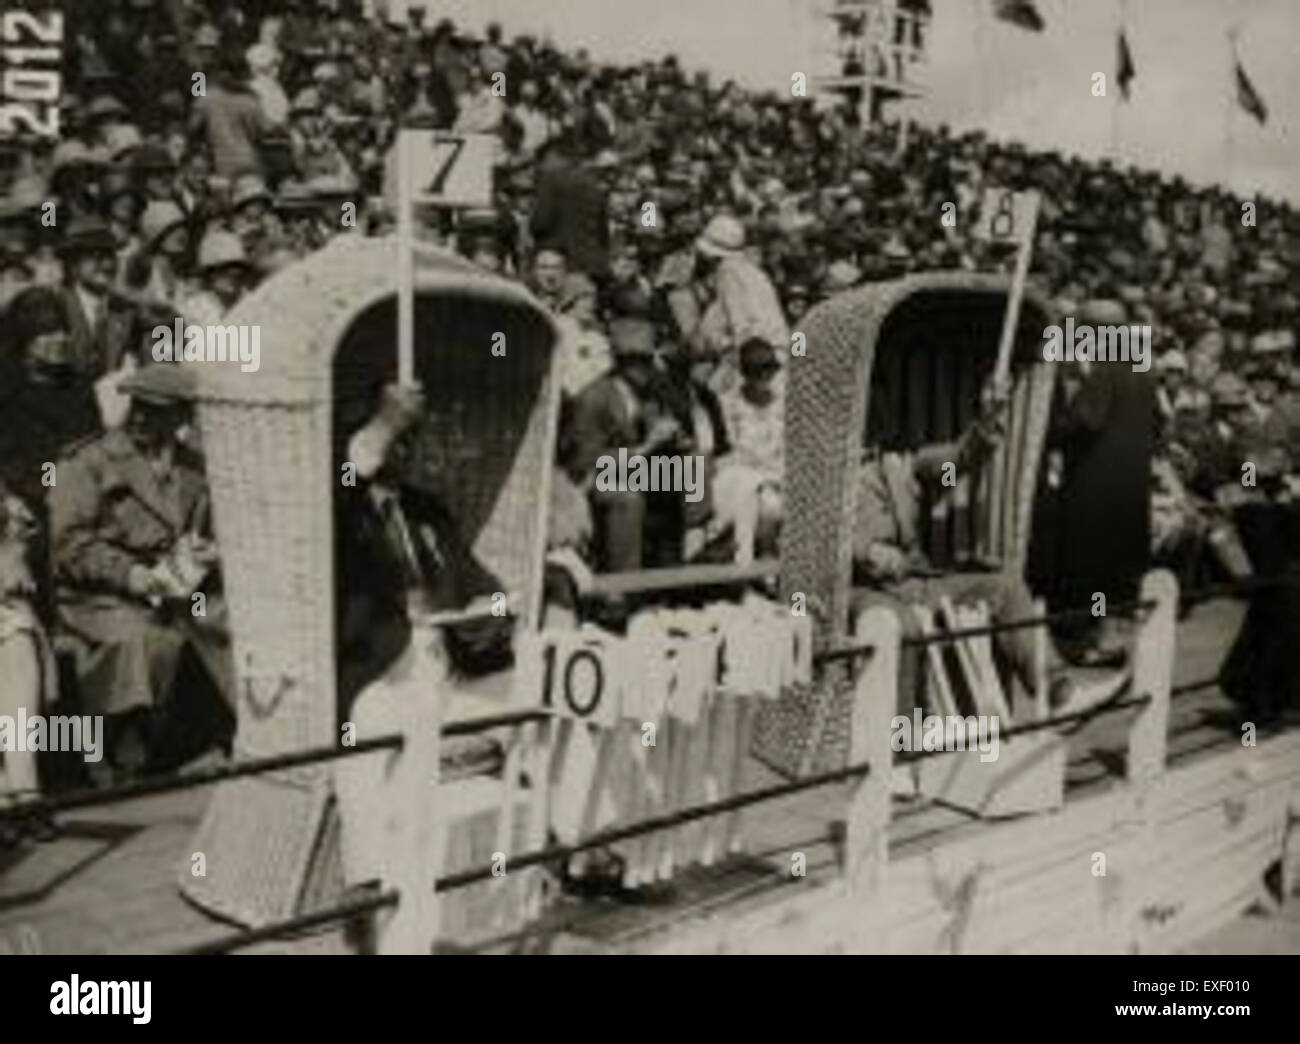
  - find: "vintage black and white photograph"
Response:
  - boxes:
[0,0,1298,980]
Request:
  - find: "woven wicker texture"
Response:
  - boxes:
[755,274,1055,777]
[180,237,560,927]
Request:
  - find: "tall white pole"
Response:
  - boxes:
[397,129,415,386]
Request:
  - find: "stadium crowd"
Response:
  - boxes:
[2,0,1298,815]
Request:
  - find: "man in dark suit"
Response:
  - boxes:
[530,133,613,281]
[334,381,509,723]
[1037,301,1155,664]
[562,318,681,572]
[57,215,132,381]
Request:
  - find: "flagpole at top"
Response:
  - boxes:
[1225,22,1238,194]
[1110,0,1125,167]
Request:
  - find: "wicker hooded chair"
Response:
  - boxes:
[179,237,561,927]
[753,272,1057,777]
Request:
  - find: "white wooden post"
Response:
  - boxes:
[991,191,1041,390]
[1126,569,1178,785]
[376,622,446,954]
[844,606,900,900]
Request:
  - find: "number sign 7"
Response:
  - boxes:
[424,135,466,196]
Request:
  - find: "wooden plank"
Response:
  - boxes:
[934,596,984,712]
[916,730,1066,817]
[912,605,958,717]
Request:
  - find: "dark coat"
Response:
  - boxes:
[530,153,610,278]
[59,284,133,380]
[1041,365,1154,606]
[334,480,507,719]
[0,366,102,507]
[561,373,642,485]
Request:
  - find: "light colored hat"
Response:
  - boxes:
[0,174,47,216]
[1079,298,1127,326]
[50,139,97,172]
[695,213,746,259]
[291,87,321,114]
[105,123,143,161]
[195,23,220,49]
[140,199,188,244]
[86,94,128,121]
[1210,372,1249,407]
[197,230,249,271]
[230,173,272,211]
[591,150,620,170]
[246,43,278,74]
[881,234,911,261]
[1158,349,1188,373]
[1251,329,1296,354]
[825,260,862,292]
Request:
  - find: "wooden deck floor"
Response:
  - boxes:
[1,597,1289,955]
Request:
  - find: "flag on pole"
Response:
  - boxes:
[1117,31,1135,100]
[1235,59,1268,124]
[992,0,1045,32]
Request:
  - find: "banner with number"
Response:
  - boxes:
[972,187,1040,245]
[515,605,814,726]
[387,130,495,209]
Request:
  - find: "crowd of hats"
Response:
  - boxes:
[1,0,1297,473]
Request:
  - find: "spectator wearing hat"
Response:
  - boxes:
[710,340,785,565]
[1220,435,1300,718]
[289,88,357,189]
[100,168,147,264]
[227,173,277,264]
[246,43,290,126]
[58,215,131,382]
[49,139,108,219]
[530,131,612,281]
[0,287,107,720]
[120,199,195,322]
[563,316,681,572]
[48,362,231,781]
[0,287,103,510]
[529,247,598,330]
[1035,299,1154,665]
[179,230,256,330]
[669,213,788,398]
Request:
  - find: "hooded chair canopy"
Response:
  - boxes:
[182,237,562,927]
[759,271,1057,776]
